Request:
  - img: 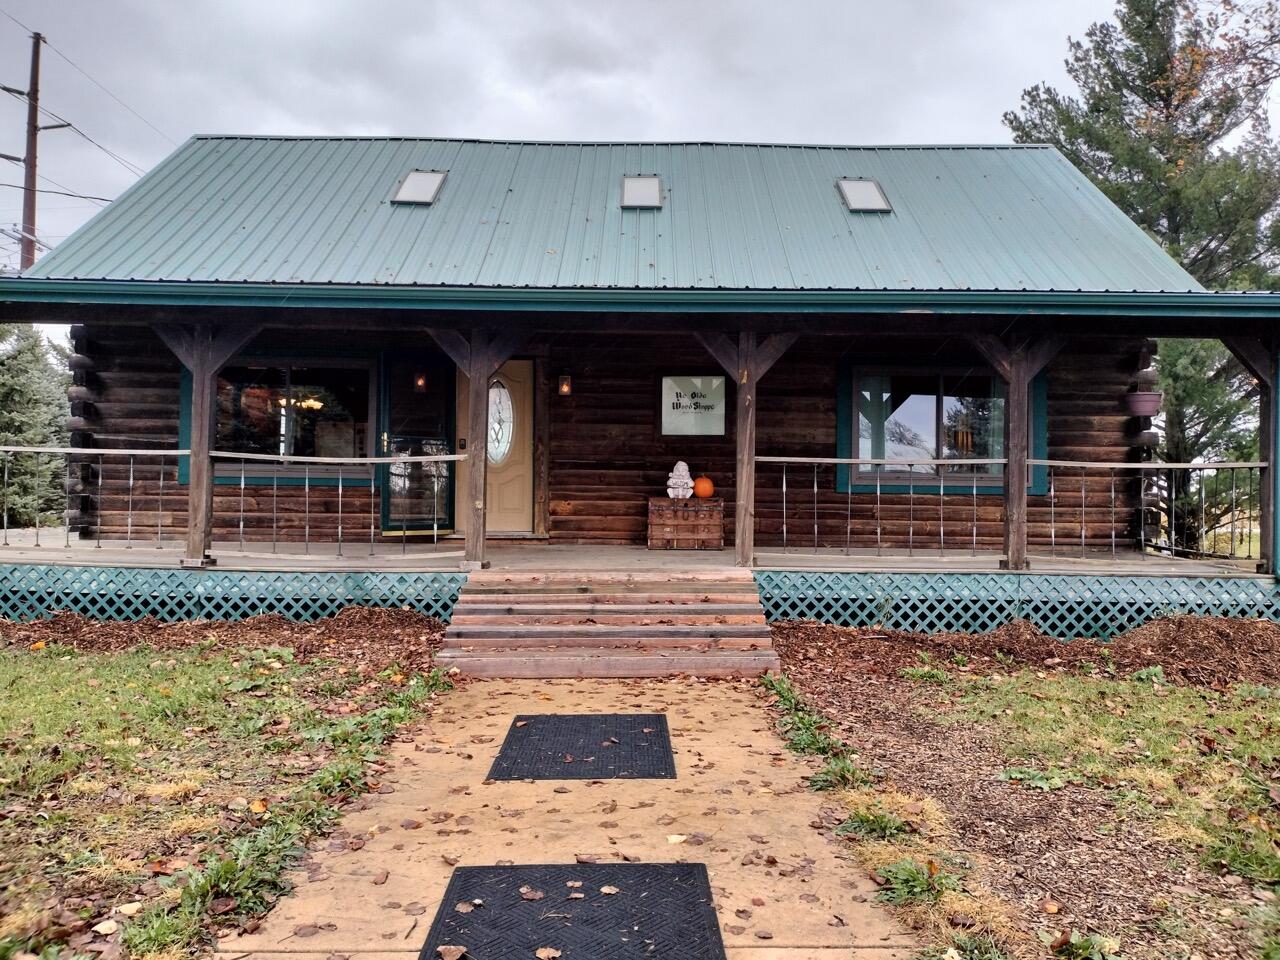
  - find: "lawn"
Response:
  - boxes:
[768,617,1280,960]
[0,609,449,960]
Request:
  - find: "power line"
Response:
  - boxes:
[2,86,146,178]
[0,153,108,203]
[0,181,111,202]
[0,7,176,148]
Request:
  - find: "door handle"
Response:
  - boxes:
[381,432,388,453]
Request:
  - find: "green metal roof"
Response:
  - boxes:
[24,136,1202,293]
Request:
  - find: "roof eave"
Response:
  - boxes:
[0,278,1272,318]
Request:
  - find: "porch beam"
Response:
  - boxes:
[152,321,262,564]
[462,327,528,569]
[970,332,1064,570]
[1223,335,1277,571]
[426,328,470,370]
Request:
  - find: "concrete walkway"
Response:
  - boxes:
[218,679,917,960]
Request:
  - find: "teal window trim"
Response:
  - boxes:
[177,368,374,488]
[835,365,1047,495]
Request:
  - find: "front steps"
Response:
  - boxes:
[436,569,778,678]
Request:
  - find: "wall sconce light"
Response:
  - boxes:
[557,374,573,396]
[413,372,428,394]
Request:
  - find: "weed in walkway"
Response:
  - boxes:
[835,808,911,841]
[874,859,963,905]
[912,933,1011,960]
[810,755,874,791]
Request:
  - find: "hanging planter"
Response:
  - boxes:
[1125,390,1163,417]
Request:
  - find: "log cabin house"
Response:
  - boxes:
[2,137,1279,666]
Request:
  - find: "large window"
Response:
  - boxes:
[215,364,371,460]
[854,370,1006,477]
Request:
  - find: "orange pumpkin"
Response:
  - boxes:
[692,475,715,498]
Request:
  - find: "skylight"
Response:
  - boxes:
[393,170,447,204]
[837,178,891,213]
[621,175,662,208]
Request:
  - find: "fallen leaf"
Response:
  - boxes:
[91,920,119,936]
[1041,900,1061,915]
[600,885,619,895]
[29,640,46,651]
[208,897,237,915]
[519,886,545,901]
[535,949,562,959]
[115,902,142,917]
[454,901,475,914]
[667,834,688,844]
[249,798,269,814]
[566,881,583,888]
[371,870,389,885]
[293,925,319,938]
[436,948,466,960]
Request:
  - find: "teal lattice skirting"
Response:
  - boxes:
[754,571,1280,639]
[0,565,467,623]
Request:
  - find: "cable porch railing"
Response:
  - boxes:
[0,446,467,558]
[755,455,1268,565]
[754,456,1008,557]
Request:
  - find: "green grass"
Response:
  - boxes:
[901,666,952,685]
[760,673,876,791]
[0,640,451,957]
[952,672,1280,886]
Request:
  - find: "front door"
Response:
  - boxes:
[380,354,454,533]
[455,359,535,534]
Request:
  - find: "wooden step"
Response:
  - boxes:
[449,612,765,627]
[445,634,772,651]
[435,647,779,679]
[454,592,760,605]
[446,622,771,640]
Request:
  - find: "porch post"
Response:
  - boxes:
[695,330,798,567]
[735,332,758,568]
[152,322,262,565]
[972,333,1063,570]
[428,327,527,570]
[1222,336,1277,574]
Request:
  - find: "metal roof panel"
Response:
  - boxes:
[24,137,1203,293]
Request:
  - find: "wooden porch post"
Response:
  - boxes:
[428,327,526,570]
[696,331,798,567]
[972,333,1063,570]
[1222,336,1277,574]
[153,322,262,566]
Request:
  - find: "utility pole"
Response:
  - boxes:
[21,31,42,271]
[2,32,65,271]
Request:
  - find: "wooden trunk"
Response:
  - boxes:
[647,497,725,550]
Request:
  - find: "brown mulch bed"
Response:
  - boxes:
[773,615,1274,959]
[0,606,446,674]
[773,614,1280,689]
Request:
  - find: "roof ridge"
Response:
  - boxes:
[187,135,1055,151]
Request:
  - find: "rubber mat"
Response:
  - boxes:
[418,862,725,960]
[486,713,676,780]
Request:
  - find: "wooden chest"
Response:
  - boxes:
[647,497,725,550]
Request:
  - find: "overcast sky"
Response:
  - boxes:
[0,0,1115,274]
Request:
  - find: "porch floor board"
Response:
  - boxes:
[0,531,1267,578]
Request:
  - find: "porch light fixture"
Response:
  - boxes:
[557,374,573,396]
[837,177,891,212]
[413,372,428,394]
[621,175,662,208]
[392,169,447,205]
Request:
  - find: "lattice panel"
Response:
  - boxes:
[754,570,1280,639]
[0,564,466,623]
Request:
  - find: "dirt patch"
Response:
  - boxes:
[773,619,1272,959]
[773,614,1280,689]
[0,606,445,673]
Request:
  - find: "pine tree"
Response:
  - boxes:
[0,325,69,527]
[1005,0,1280,551]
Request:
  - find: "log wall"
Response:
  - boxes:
[69,325,1147,551]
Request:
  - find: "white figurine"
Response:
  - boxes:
[667,460,694,499]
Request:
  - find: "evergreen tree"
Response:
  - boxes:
[0,325,69,527]
[1005,0,1280,551]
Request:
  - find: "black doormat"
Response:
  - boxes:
[487,713,675,781]
[418,862,725,960]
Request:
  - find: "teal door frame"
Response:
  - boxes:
[377,351,457,533]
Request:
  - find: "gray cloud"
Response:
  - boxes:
[0,0,1115,272]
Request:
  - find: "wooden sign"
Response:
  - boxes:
[660,375,726,436]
